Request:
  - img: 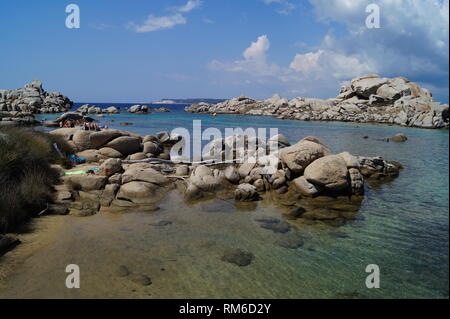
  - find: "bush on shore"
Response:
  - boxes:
[0,127,73,233]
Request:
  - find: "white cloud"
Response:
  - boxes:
[289,50,323,73]
[209,35,281,78]
[210,1,449,101]
[290,49,375,79]
[209,35,376,98]
[176,0,202,13]
[309,0,449,99]
[243,35,270,61]
[129,0,202,33]
[129,13,186,33]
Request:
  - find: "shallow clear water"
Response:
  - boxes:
[1,104,447,299]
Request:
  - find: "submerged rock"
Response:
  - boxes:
[328,231,351,239]
[116,265,130,277]
[302,208,341,220]
[390,133,408,142]
[221,248,254,267]
[285,206,306,220]
[254,216,280,224]
[148,220,172,227]
[259,221,291,233]
[130,274,152,286]
[275,235,304,249]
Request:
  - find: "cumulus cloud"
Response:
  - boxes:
[210,0,449,101]
[243,35,270,61]
[129,0,201,33]
[209,35,281,78]
[309,0,449,99]
[209,34,376,98]
[289,49,374,79]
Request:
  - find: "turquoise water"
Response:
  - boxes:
[29,105,450,298]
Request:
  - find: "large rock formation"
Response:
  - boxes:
[279,137,331,174]
[49,126,402,223]
[0,80,73,114]
[185,75,449,129]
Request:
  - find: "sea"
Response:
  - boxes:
[0,102,447,299]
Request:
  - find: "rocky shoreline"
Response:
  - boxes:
[72,104,171,115]
[0,80,173,127]
[186,75,449,129]
[45,127,402,225]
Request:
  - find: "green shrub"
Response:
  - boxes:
[0,127,71,233]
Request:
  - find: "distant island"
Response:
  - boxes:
[152,98,228,104]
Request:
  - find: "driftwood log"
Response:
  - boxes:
[121,158,243,167]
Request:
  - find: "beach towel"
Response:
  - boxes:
[64,170,87,176]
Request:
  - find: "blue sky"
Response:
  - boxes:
[0,0,448,103]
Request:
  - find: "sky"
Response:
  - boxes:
[0,0,448,103]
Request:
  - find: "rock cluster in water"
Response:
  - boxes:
[73,104,171,114]
[48,127,401,222]
[185,75,449,129]
[0,80,73,127]
[0,80,73,114]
